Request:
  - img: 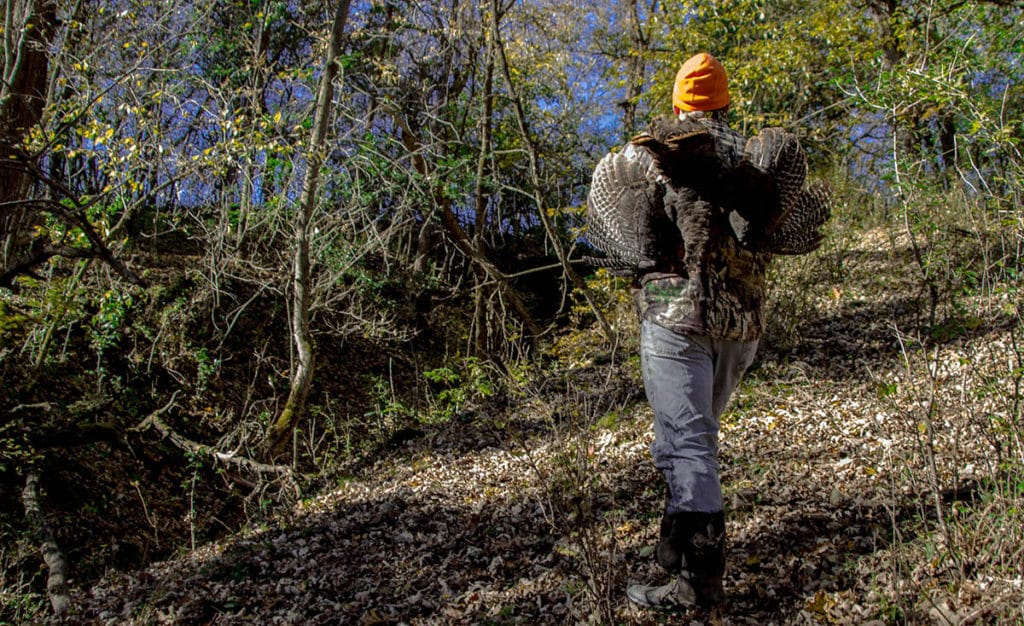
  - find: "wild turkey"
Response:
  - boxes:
[584,147,663,275]
[729,127,832,255]
[584,117,722,275]
[585,118,831,273]
[633,116,722,187]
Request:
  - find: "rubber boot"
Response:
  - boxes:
[628,511,725,610]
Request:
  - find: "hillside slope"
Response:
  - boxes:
[69,228,1024,625]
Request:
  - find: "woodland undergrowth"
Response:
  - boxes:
[2,190,1023,625]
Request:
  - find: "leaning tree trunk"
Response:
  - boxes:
[266,0,352,457]
[490,0,616,345]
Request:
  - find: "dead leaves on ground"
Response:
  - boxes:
[74,230,1024,624]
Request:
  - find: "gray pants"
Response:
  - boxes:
[640,320,758,514]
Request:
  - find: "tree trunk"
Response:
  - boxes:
[866,0,937,163]
[22,471,70,618]
[266,0,352,457]
[491,0,616,345]
[471,26,497,357]
[1,0,56,281]
[619,0,651,141]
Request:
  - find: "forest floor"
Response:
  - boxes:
[64,228,1024,625]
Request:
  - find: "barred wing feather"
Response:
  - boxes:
[738,127,831,254]
[585,147,663,274]
[761,180,832,255]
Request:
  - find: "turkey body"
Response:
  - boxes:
[585,116,831,273]
[585,114,831,341]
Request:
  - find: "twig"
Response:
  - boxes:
[8,402,54,413]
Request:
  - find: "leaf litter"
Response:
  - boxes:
[73,229,1024,624]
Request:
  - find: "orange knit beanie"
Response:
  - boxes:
[672,53,730,112]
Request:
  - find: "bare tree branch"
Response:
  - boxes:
[490,0,617,345]
[134,392,295,478]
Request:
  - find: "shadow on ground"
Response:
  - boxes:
[74,428,922,625]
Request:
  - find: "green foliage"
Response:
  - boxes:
[0,584,47,625]
[0,300,30,345]
[193,347,221,391]
[877,382,898,398]
[545,269,637,369]
[658,0,869,140]
[89,290,133,352]
[422,357,495,423]
[366,374,416,428]
[293,355,501,469]
[0,425,38,476]
[593,410,620,431]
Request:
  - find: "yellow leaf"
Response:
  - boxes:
[806,590,832,614]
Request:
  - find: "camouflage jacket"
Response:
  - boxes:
[630,112,772,342]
